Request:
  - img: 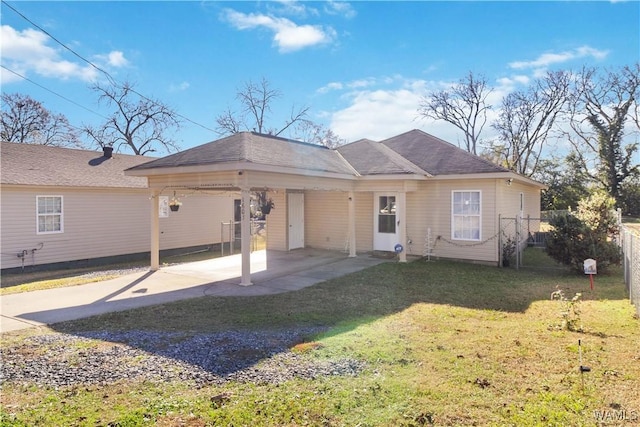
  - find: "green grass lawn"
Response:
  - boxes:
[1,255,638,426]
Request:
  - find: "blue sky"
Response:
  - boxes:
[1,1,639,157]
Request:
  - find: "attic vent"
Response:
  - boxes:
[103,146,113,158]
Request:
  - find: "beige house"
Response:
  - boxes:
[126,129,544,285]
[0,142,234,271]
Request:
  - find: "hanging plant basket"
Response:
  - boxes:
[169,192,182,212]
[260,198,275,216]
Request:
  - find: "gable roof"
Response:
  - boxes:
[127,132,357,176]
[380,129,509,175]
[1,142,151,188]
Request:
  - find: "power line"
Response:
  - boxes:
[1,1,115,85]
[2,0,218,134]
[1,65,110,120]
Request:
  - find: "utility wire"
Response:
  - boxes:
[2,0,217,134]
[1,65,110,121]
[1,1,116,85]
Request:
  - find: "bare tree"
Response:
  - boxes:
[83,81,181,155]
[489,70,570,177]
[1,93,83,147]
[565,64,640,205]
[215,77,310,137]
[291,120,346,148]
[418,72,492,155]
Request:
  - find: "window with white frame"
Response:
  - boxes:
[451,191,481,241]
[37,196,63,234]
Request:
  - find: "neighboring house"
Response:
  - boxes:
[126,129,544,284]
[1,142,234,271]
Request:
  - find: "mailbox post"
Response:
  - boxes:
[584,258,597,290]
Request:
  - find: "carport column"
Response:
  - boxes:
[150,190,160,270]
[398,191,407,263]
[239,187,253,286]
[348,191,356,257]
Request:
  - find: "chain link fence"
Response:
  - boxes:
[499,215,549,268]
[621,225,640,317]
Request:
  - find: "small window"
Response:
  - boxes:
[37,196,63,234]
[452,191,481,241]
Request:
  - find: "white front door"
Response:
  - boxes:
[288,192,305,250]
[373,193,399,251]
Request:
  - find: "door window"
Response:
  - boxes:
[378,196,396,234]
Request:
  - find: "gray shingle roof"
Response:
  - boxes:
[3,130,513,188]
[337,138,427,175]
[1,142,151,188]
[381,129,509,175]
[127,132,357,175]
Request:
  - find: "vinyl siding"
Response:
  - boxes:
[157,193,234,249]
[354,192,373,252]
[1,185,233,270]
[496,180,541,219]
[305,191,350,251]
[265,191,287,250]
[301,191,374,254]
[402,179,499,263]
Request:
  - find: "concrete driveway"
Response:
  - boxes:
[1,249,389,333]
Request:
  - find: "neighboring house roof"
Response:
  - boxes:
[1,142,151,188]
[127,132,357,176]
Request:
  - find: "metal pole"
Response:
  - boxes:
[498,214,503,268]
[239,188,252,286]
[516,215,520,270]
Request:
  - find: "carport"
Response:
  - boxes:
[125,132,370,286]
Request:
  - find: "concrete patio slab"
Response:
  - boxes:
[1,249,389,333]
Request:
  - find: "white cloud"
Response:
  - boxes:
[222,9,335,53]
[509,45,609,70]
[169,81,190,92]
[107,51,128,67]
[324,1,357,19]
[348,78,377,89]
[328,85,484,144]
[93,50,129,69]
[317,81,344,94]
[0,25,128,84]
[317,77,389,94]
[328,80,427,141]
[269,0,316,17]
[324,76,505,144]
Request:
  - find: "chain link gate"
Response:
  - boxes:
[499,215,549,268]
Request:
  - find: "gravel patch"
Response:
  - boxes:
[0,328,365,388]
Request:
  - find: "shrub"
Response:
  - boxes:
[546,192,621,273]
[550,287,583,332]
